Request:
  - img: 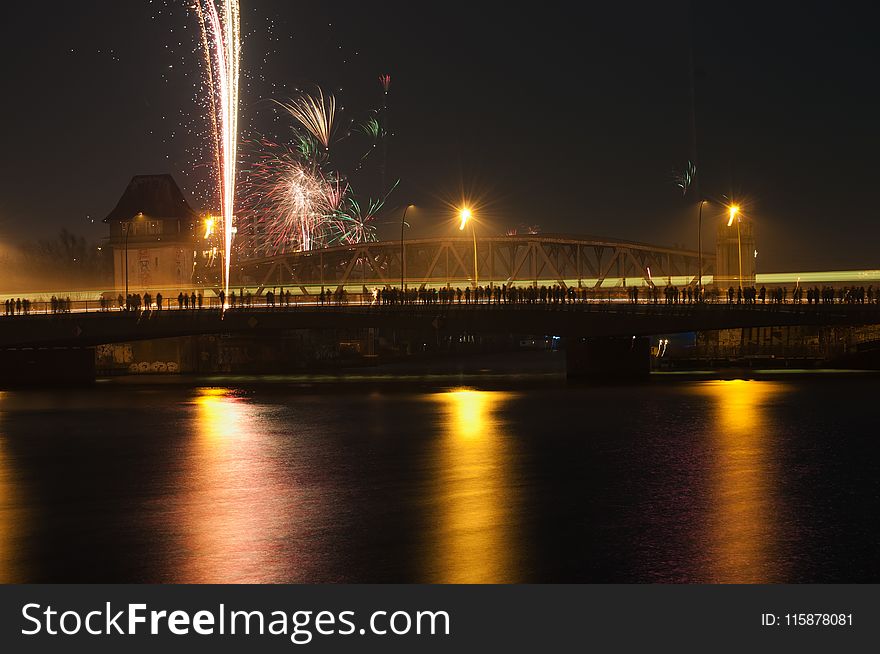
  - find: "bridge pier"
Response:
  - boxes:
[564,336,651,381]
[0,347,96,386]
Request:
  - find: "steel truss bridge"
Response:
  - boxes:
[239,235,713,292]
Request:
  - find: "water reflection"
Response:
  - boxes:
[159,388,306,583]
[424,389,521,583]
[0,394,30,582]
[698,380,786,582]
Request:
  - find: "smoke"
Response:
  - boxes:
[0,229,111,293]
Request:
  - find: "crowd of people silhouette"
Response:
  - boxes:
[1,284,877,316]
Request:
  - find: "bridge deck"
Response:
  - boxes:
[1,302,878,348]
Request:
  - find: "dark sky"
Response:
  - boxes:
[1,1,878,271]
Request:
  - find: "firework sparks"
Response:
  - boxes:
[246,152,331,253]
[240,140,336,254]
[673,160,697,197]
[331,180,399,245]
[195,0,241,301]
[239,138,392,256]
[237,76,402,257]
[358,115,382,142]
[277,89,337,150]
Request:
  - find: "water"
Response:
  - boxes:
[0,373,877,583]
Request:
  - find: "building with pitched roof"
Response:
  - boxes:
[104,175,199,291]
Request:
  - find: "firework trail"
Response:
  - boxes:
[195,0,241,301]
[673,160,697,197]
[378,74,391,191]
[277,89,337,151]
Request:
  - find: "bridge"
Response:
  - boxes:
[238,234,712,290]
[1,302,878,349]
[2,228,879,382]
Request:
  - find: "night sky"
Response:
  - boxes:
[1,0,878,271]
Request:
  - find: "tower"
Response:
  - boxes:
[104,175,198,292]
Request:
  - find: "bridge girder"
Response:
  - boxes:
[238,235,713,293]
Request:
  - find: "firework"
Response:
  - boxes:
[195,0,241,300]
[673,160,697,197]
[237,76,402,256]
[332,198,380,245]
[241,144,332,254]
[240,139,378,255]
[323,175,348,213]
[379,74,392,94]
[292,130,323,161]
[277,89,337,150]
[358,115,382,142]
[330,180,399,245]
[352,115,382,172]
[239,138,394,256]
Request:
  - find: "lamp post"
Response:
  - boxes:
[459,208,477,286]
[400,204,414,290]
[123,213,147,308]
[727,205,742,289]
[123,218,136,305]
[697,199,707,299]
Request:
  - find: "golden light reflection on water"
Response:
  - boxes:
[0,391,33,583]
[425,388,520,583]
[163,387,304,583]
[194,387,249,441]
[698,380,787,583]
[0,398,28,582]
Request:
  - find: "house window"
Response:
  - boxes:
[123,219,166,236]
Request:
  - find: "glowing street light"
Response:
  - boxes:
[727,204,739,227]
[727,204,743,289]
[459,207,472,231]
[697,199,708,298]
[459,207,478,286]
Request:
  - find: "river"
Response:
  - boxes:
[0,368,877,583]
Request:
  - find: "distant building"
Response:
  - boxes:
[104,175,198,291]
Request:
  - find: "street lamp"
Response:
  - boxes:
[124,220,131,306]
[459,207,478,286]
[697,199,708,299]
[726,204,739,227]
[123,213,146,306]
[400,204,414,290]
[122,213,149,308]
[727,204,742,289]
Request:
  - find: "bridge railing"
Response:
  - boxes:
[2,289,879,318]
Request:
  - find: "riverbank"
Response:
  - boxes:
[96,349,880,390]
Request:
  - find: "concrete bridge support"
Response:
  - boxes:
[564,336,651,380]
